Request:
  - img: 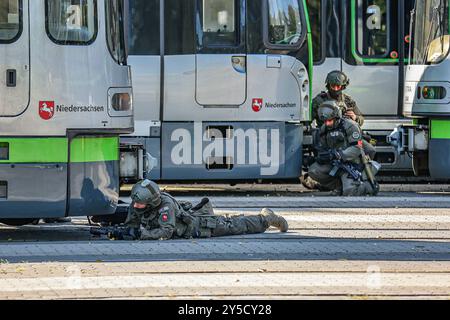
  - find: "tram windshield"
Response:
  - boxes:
[412,0,450,64]
[268,0,303,46]
[106,0,127,65]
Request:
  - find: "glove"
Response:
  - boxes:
[108,229,124,240]
[330,149,343,161]
[317,149,342,165]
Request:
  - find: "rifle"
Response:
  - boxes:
[329,159,363,181]
[90,225,139,240]
[316,147,361,180]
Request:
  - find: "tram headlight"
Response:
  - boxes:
[112,93,132,111]
[422,86,446,100]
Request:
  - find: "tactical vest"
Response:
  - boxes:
[321,119,350,150]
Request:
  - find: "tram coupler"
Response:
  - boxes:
[119,142,157,183]
[388,124,429,154]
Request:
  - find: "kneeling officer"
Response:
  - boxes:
[308,101,380,197]
[91,180,289,240]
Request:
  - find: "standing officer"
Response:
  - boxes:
[312,70,365,127]
[307,101,379,196]
[120,180,289,240]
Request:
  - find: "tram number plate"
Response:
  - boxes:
[0,143,9,160]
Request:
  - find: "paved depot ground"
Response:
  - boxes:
[0,184,450,299]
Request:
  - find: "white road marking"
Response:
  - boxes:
[1,273,450,292]
[279,215,450,223]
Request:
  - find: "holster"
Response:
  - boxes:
[194,216,218,238]
[199,216,217,229]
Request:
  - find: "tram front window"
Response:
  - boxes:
[106,0,127,65]
[268,0,302,46]
[201,0,238,46]
[412,0,450,64]
[0,0,20,41]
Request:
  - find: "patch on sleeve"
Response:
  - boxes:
[158,206,174,225]
[352,132,361,140]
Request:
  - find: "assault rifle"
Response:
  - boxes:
[90,225,139,240]
[328,153,380,196]
[329,159,363,181]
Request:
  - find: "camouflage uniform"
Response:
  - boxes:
[125,193,281,240]
[312,91,365,127]
[308,117,378,197]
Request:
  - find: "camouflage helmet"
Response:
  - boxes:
[318,100,342,122]
[131,179,161,209]
[326,70,350,90]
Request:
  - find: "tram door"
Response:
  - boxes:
[343,0,409,117]
[195,0,247,106]
[0,0,30,116]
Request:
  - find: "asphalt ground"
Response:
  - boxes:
[0,183,449,299]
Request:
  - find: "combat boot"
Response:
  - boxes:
[300,173,320,190]
[261,208,289,232]
[300,174,331,192]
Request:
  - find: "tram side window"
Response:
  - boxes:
[128,0,159,55]
[200,0,238,47]
[0,0,20,42]
[356,0,389,57]
[165,0,196,55]
[267,0,303,47]
[46,0,97,45]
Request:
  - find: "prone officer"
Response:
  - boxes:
[113,180,289,241]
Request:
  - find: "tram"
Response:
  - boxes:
[0,0,133,225]
[389,0,450,179]
[120,0,312,182]
[121,0,424,183]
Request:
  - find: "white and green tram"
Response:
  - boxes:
[121,0,312,183]
[0,0,133,225]
[390,0,450,179]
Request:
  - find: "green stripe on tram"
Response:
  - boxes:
[431,120,450,139]
[0,137,119,163]
[70,137,119,163]
[0,138,68,163]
